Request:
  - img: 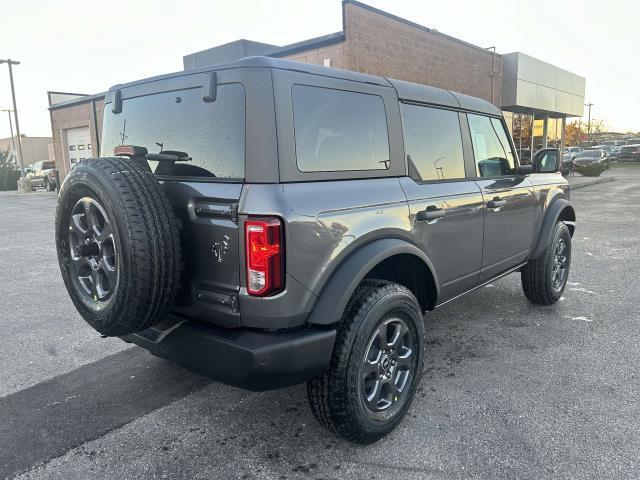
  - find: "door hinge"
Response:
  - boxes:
[230,204,238,223]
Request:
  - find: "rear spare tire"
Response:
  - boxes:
[55,157,181,336]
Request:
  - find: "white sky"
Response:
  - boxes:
[0,0,638,139]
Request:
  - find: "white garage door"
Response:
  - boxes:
[66,127,92,168]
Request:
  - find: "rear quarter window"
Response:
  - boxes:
[292,85,390,172]
[101,83,245,179]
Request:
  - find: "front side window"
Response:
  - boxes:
[468,114,516,177]
[102,83,245,179]
[401,104,465,181]
[292,85,390,172]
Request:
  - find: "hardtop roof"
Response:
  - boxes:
[108,56,500,116]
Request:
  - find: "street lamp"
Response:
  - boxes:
[584,103,593,147]
[1,109,16,163]
[0,59,25,177]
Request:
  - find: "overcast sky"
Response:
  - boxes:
[0,0,637,139]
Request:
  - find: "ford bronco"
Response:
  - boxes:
[55,57,575,444]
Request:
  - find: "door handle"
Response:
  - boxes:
[416,207,446,222]
[487,198,507,210]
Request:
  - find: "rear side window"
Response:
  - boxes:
[102,84,245,179]
[400,104,465,181]
[468,114,516,177]
[292,85,390,172]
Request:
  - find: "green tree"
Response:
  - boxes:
[0,148,20,191]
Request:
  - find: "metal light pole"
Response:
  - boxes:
[1,109,16,163]
[0,59,25,177]
[584,103,593,147]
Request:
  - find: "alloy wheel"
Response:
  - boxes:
[361,317,415,412]
[551,238,568,291]
[68,197,118,301]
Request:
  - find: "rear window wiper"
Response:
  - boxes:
[146,151,192,162]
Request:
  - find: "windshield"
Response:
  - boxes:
[625,139,640,145]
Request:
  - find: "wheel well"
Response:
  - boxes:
[364,254,436,312]
[558,206,576,236]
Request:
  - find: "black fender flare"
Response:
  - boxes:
[530,198,575,260]
[306,238,439,326]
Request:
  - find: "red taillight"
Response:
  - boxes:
[245,218,283,296]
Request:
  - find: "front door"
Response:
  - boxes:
[400,104,484,302]
[466,113,536,280]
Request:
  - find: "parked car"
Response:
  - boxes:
[563,146,582,161]
[573,149,609,166]
[619,138,640,162]
[27,160,57,190]
[54,57,575,444]
[590,145,616,159]
[602,140,625,154]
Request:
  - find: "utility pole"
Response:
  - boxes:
[0,59,25,177]
[584,103,593,147]
[1,109,16,163]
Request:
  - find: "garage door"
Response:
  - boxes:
[66,127,92,168]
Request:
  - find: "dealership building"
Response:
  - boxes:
[48,0,585,179]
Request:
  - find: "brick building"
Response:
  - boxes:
[49,0,585,179]
[48,92,104,180]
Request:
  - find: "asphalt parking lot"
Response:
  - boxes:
[1,168,639,480]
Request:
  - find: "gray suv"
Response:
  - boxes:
[55,57,575,443]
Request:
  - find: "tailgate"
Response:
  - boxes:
[161,180,243,328]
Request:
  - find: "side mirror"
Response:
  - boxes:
[517,165,533,175]
[533,148,561,173]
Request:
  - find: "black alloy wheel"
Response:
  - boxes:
[68,197,118,302]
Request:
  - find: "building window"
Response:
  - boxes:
[78,144,85,150]
[400,104,465,181]
[69,145,76,151]
[292,85,390,172]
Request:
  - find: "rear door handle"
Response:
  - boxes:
[416,207,446,222]
[487,198,507,210]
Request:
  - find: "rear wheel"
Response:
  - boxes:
[307,280,425,444]
[55,157,182,336]
[521,222,571,305]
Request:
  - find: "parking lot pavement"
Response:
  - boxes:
[2,169,639,480]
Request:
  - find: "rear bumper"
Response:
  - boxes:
[122,317,336,391]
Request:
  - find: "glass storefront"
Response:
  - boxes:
[503,111,566,164]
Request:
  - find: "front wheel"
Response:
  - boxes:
[521,222,572,304]
[307,280,425,444]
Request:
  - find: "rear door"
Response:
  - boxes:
[465,113,536,280]
[399,103,484,301]
[101,68,265,327]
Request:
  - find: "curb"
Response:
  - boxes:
[570,176,616,191]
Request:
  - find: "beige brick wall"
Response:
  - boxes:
[286,44,353,71]
[285,2,502,106]
[50,98,104,179]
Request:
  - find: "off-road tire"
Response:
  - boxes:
[307,280,425,444]
[55,157,182,336]
[521,222,571,305]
